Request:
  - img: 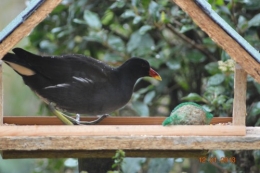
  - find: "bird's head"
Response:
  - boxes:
[120,57,162,81]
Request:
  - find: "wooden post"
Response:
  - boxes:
[232,63,247,125]
[0,64,2,125]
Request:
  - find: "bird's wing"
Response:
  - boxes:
[11,48,110,84]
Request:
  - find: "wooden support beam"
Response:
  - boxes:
[172,0,260,83]
[3,116,232,125]
[233,64,247,125]
[0,65,2,125]
[0,0,62,58]
[3,126,260,153]
[1,150,208,159]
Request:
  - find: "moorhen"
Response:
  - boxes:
[3,48,162,125]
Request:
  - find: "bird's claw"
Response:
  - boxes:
[77,114,109,125]
[49,102,108,125]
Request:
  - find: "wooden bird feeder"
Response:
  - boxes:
[0,0,260,159]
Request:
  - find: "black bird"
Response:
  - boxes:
[3,48,162,124]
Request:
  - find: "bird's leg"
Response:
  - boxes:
[49,103,109,125]
[49,102,74,125]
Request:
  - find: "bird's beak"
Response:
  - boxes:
[149,68,162,81]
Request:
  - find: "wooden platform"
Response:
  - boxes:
[1,116,259,159]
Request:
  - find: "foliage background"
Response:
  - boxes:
[2,0,260,172]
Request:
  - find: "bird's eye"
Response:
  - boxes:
[142,63,147,67]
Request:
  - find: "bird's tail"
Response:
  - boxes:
[2,52,35,76]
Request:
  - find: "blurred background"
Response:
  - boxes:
[1,0,260,172]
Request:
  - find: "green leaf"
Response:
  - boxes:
[237,15,249,32]
[132,101,149,116]
[132,85,154,101]
[121,10,135,18]
[39,40,57,53]
[202,37,217,52]
[205,62,221,75]
[179,25,195,33]
[73,18,87,25]
[51,27,63,33]
[57,30,70,38]
[186,50,206,63]
[127,32,141,52]
[215,0,224,5]
[223,98,233,110]
[166,60,181,70]
[102,10,114,25]
[207,74,225,86]
[248,13,260,27]
[148,58,164,69]
[83,10,102,29]
[221,51,231,61]
[141,0,150,9]
[83,30,107,43]
[149,1,159,16]
[127,31,155,55]
[110,23,130,37]
[139,25,153,35]
[175,76,189,91]
[110,0,125,9]
[136,85,154,95]
[213,150,225,159]
[133,16,142,24]
[104,53,123,63]
[182,93,206,102]
[255,118,260,126]
[160,11,167,23]
[212,86,225,95]
[215,95,227,105]
[107,35,125,52]
[219,6,231,15]
[144,91,156,104]
[52,4,67,13]
[243,0,260,10]
[202,104,212,112]
[253,81,260,94]
[249,102,260,117]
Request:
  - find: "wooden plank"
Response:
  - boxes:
[2,127,260,152]
[172,0,260,83]
[233,64,247,125]
[1,150,208,159]
[0,0,62,58]
[3,116,232,125]
[0,65,2,125]
[0,125,245,137]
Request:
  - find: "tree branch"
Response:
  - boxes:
[166,24,217,61]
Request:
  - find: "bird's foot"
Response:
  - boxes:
[76,114,109,125]
[56,112,109,125]
[49,102,109,125]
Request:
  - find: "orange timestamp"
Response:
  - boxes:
[199,157,236,164]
